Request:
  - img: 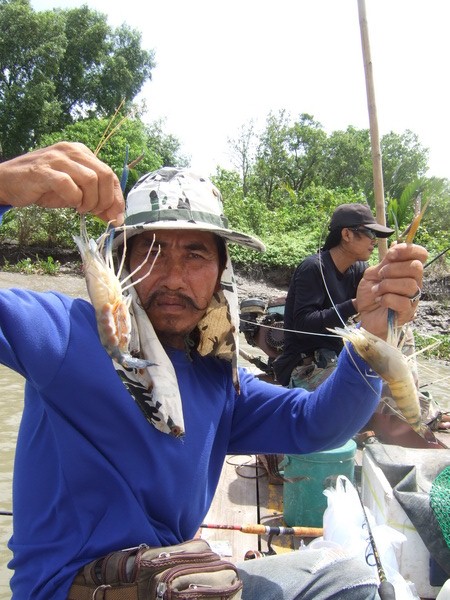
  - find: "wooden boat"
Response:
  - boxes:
[202,429,449,598]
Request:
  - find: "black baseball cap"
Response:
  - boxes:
[329,203,394,238]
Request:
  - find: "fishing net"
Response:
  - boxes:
[430,466,450,549]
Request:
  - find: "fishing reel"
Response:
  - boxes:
[239,296,286,381]
[244,537,277,560]
[239,296,286,359]
[239,297,266,344]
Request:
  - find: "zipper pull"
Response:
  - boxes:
[156,582,167,598]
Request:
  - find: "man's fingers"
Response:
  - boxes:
[29,143,125,223]
[371,277,421,301]
[378,258,424,282]
[376,292,417,323]
[1,141,126,226]
[92,171,125,224]
[382,242,428,266]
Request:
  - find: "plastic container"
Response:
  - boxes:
[280,439,357,527]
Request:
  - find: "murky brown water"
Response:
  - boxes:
[0,273,449,597]
[0,271,88,299]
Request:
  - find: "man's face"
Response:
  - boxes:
[128,229,221,349]
[344,227,378,261]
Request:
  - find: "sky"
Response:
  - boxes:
[30,0,450,180]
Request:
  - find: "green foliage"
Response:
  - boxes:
[322,126,373,195]
[250,111,328,209]
[0,0,155,158]
[216,162,372,270]
[0,205,79,246]
[256,231,318,269]
[387,178,428,233]
[381,131,429,201]
[219,109,450,271]
[415,332,450,362]
[0,0,65,157]
[40,116,158,190]
[2,255,61,275]
[420,178,450,248]
[227,231,315,271]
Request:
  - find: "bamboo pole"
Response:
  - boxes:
[357,0,388,259]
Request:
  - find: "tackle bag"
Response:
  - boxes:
[68,538,243,600]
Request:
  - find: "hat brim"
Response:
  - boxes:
[112,221,266,252]
[363,223,395,238]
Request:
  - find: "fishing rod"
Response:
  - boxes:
[354,485,396,600]
[200,523,323,537]
[0,514,324,536]
[425,246,450,269]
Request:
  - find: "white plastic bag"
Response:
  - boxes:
[322,474,369,557]
[322,476,420,600]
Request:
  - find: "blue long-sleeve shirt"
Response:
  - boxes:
[0,287,381,599]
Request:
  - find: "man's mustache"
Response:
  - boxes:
[143,290,209,313]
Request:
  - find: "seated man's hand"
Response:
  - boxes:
[357,243,428,338]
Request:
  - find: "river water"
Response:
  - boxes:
[0,274,449,597]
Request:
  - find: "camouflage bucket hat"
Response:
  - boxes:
[113,167,265,251]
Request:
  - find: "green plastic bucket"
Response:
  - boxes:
[280,439,357,527]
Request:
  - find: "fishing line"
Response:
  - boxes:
[225,455,264,480]
[317,247,348,329]
[239,318,341,338]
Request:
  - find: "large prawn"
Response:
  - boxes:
[332,326,428,435]
[73,105,160,370]
[74,216,158,370]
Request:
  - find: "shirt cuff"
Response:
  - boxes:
[0,205,11,223]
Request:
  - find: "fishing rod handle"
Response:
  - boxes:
[200,523,323,537]
[241,524,323,537]
[378,581,396,600]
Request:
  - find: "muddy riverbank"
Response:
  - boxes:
[0,266,448,343]
[0,238,449,339]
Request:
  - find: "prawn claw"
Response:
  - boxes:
[111,351,156,370]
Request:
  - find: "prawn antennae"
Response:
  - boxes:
[75,109,158,370]
[94,99,126,156]
[121,236,161,291]
[74,219,158,370]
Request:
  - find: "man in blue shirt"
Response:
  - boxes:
[0,143,426,599]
